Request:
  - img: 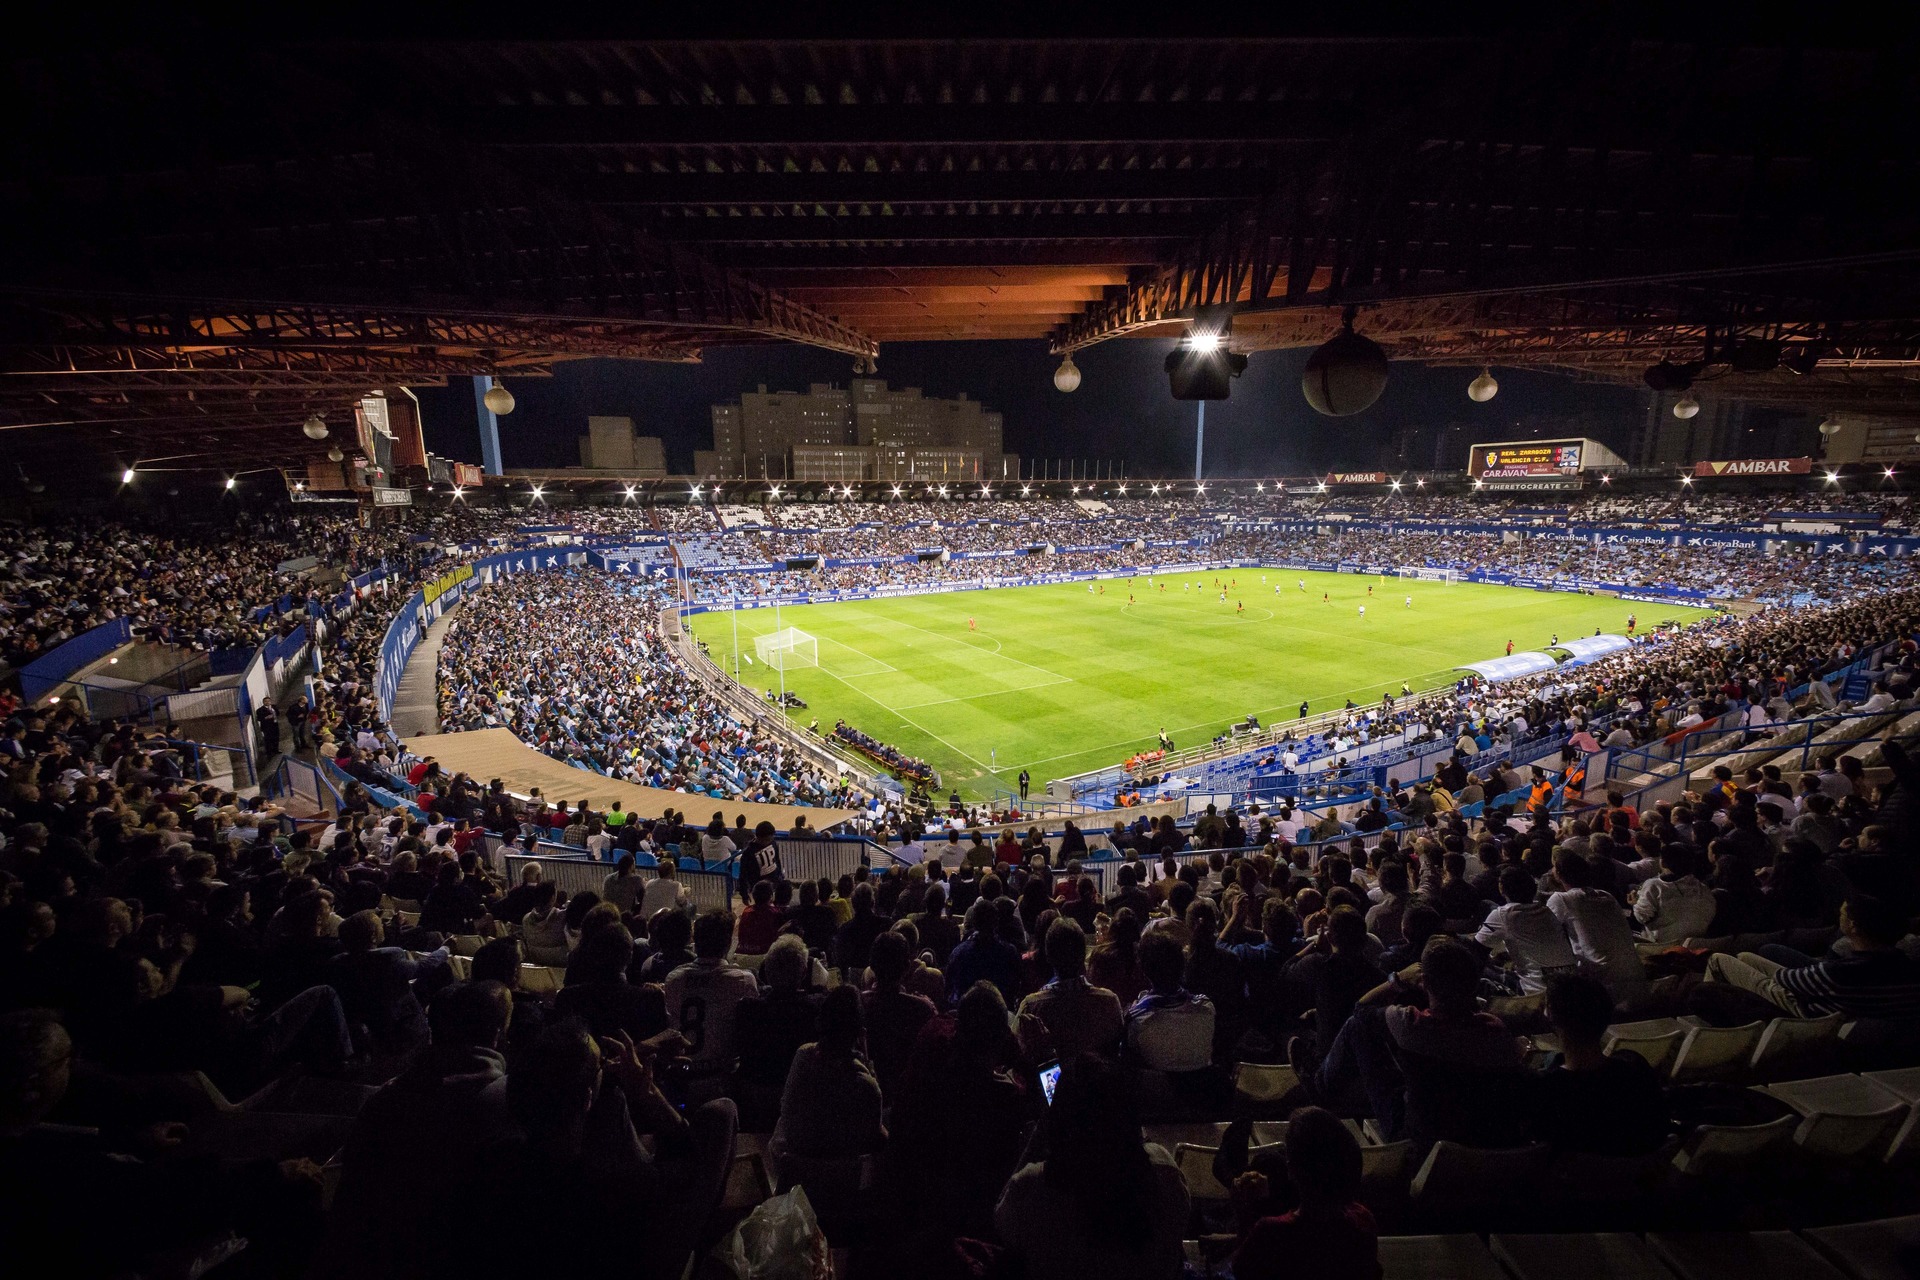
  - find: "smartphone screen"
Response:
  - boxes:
[1038,1061,1062,1105]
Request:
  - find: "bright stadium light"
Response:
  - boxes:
[1472,479,1484,489]
[1254,482,1264,492]
[121,467,136,484]
[1680,475,1693,486]
[1887,468,1898,479]
[530,486,544,501]
[891,485,903,497]
[623,485,637,500]
[1117,483,1128,494]
[294,481,305,491]
[1150,483,1161,494]
[938,485,948,497]
[1390,480,1402,491]
[1020,485,1031,496]
[1827,471,1842,484]
[769,485,781,498]
[1195,483,1207,494]
[1071,485,1080,493]
[1600,474,1612,484]
[451,486,465,501]
[979,485,990,497]
[224,476,236,490]
[1185,332,1223,353]
[690,484,703,497]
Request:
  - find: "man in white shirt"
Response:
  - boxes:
[1475,867,1578,994]
[642,860,693,919]
[664,911,761,1099]
[1546,853,1650,1004]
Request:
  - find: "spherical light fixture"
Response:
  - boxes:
[1819,418,1840,437]
[1302,313,1390,417]
[326,445,344,463]
[302,414,329,440]
[1672,395,1701,420]
[1467,369,1499,403]
[482,382,516,416]
[1053,354,1082,393]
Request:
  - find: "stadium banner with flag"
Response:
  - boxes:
[1693,456,1813,477]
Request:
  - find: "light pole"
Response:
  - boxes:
[1194,401,1206,482]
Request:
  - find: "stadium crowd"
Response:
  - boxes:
[9,479,1920,1275]
[7,633,1920,1274]
[436,572,853,807]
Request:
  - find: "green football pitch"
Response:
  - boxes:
[686,569,1709,797]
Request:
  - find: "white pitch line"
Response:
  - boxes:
[848,609,1075,684]
[891,674,1075,711]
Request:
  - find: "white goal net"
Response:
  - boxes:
[754,627,819,670]
[1397,566,1461,584]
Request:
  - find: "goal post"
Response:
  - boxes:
[1396,566,1460,585]
[754,627,819,670]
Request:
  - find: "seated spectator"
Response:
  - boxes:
[553,924,667,1044]
[1295,937,1526,1149]
[735,879,783,955]
[317,981,515,1277]
[994,1055,1190,1280]
[600,855,646,916]
[1527,974,1670,1156]
[642,859,693,921]
[731,935,825,1130]
[946,899,1022,1005]
[1125,931,1215,1074]
[1630,844,1717,944]
[1694,894,1920,1023]
[1016,919,1124,1063]
[449,1019,736,1279]
[1474,866,1576,994]
[888,981,1036,1253]
[832,882,888,977]
[1288,906,1384,1055]
[860,931,937,1104]
[1,1009,323,1278]
[518,881,570,966]
[1229,1106,1381,1280]
[664,910,761,1100]
[327,909,444,1063]
[1547,852,1650,1006]
[770,986,885,1169]
[1087,907,1149,1009]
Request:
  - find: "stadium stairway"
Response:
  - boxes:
[389,609,459,738]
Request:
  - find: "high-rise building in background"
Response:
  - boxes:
[577,416,668,475]
[700,379,1012,481]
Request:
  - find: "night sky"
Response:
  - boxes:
[412,337,1794,479]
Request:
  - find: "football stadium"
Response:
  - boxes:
[9,15,1920,1280]
[691,572,1709,796]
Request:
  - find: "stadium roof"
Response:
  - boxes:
[6,15,1920,463]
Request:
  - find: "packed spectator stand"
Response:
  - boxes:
[9,482,1920,1277]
